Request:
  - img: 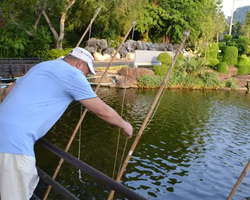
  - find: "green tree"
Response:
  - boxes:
[244,11,250,37]
[135,1,168,42]
[42,0,76,49]
[0,0,45,36]
[214,0,226,43]
[158,0,205,44]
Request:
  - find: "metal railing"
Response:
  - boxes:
[36,138,147,200]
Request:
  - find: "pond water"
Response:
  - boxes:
[35,88,250,200]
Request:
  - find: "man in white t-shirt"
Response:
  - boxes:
[0,47,133,200]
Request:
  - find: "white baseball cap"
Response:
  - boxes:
[68,47,96,75]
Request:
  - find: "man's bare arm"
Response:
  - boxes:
[0,83,16,101]
[79,97,133,138]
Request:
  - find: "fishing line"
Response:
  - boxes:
[144,62,174,130]
[112,72,128,179]
[43,20,136,200]
[107,29,190,200]
[78,104,83,180]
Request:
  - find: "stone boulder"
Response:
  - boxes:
[228,66,238,76]
[88,71,113,83]
[235,75,250,88]
[120,67,154,77]
[218,73,231,81]
[117,67,154,88]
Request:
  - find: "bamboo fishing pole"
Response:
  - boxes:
[42,20,136,200]
[227,159,250,200]
[76,6,102,47]
[107,29,191,200]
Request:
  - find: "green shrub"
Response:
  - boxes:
[153,64,170,76]
[236,36,250,56]
[200,72,221,88]
[26,27,52,60]
[207,42,219,59]
[224,34,233,43]
[48,48,73,60]
[179,57,209,77]
[178,53,184,61]
[218,56,223,62]
[208,58,219,68]
[227,41,237,46]
[181,75,204,89]
[156,52,172,65]
[137,75,164,88]
[238,54,250,66]
[224,78,238,89]
[0,26,28,57]
[237,64,250,75]
[217,62,228,73]
[223,46,238,66]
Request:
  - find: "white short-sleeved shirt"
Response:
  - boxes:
[0,59,97,156]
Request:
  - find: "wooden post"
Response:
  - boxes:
[227,160,250,200]
[76,7,101,47]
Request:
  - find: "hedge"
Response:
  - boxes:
[207,42,219,59]
[208,58,219,68]
[237,64,250,75]
[156,52,172,65]
[223,46,238,66]
[217,62,228,73]
[238,54,250,66]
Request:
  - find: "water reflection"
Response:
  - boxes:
[35,89,250,200]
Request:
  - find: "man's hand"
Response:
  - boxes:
[122,121,133,138]
[80,97,133,138]
[0,88,6,102]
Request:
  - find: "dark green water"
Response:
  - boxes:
[35,88,250,200]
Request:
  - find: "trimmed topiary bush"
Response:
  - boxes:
[217,62,228,73]
[218,56,223,62]
[207,42,219,59]
[156,52,172,65]
[154,64,170,76]
[237,64,250,75]
[154,52,172,76]
[238,54,250,66]
[208,58,219,68]
[223,46,238,66]
[224,34,232,43]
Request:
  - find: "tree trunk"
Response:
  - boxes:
[162,34,171,44]
[34,8,43,34]
[57,0,75,49]
[216,33,219,44]
[57,12,66,50]
[42,11,59,48]
[204,41,208,59]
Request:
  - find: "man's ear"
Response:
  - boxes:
[75,60,83,69]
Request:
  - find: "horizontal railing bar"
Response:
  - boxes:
[37,167,79,200]
[37,138,147,200]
